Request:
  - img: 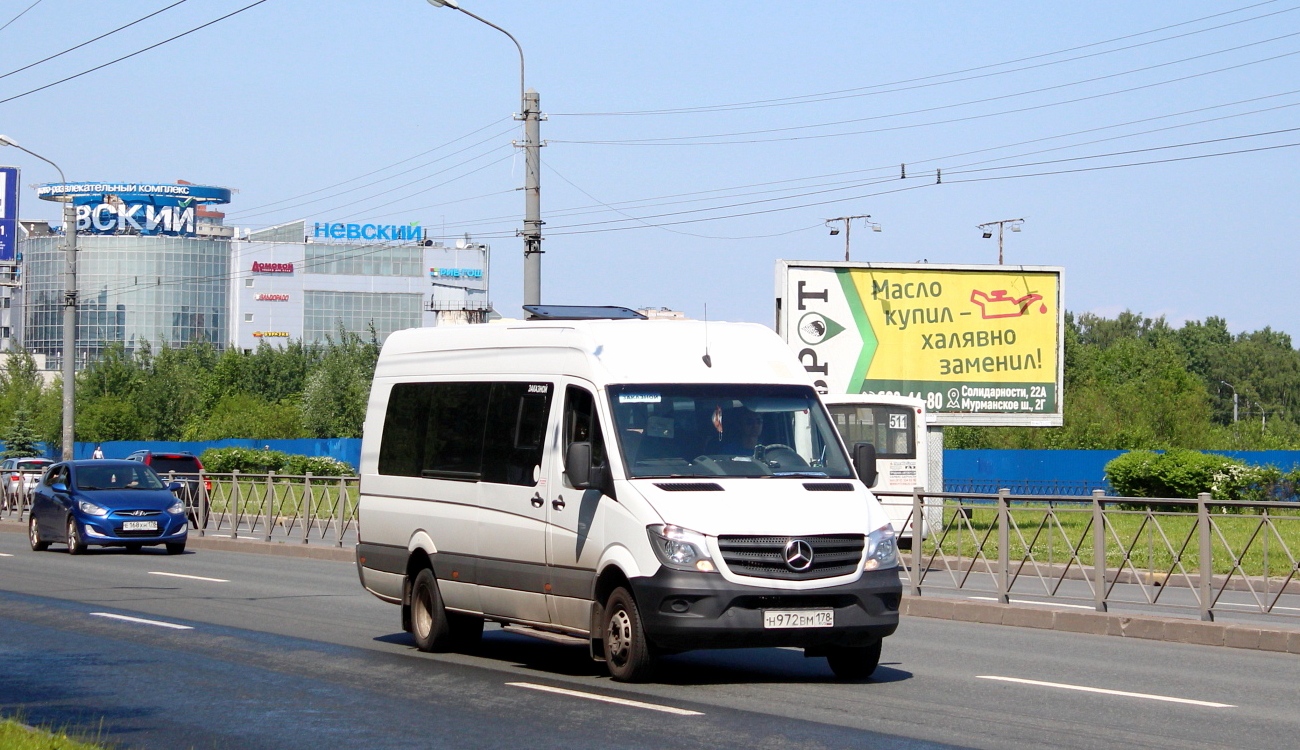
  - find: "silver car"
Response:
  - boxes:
[2,457,53,510]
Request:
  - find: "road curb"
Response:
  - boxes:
[901,596,1300,655]
[0,519,354,562]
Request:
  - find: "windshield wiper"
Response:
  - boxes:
[768,471,831,478]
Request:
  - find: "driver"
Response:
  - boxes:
[708,408,764,454]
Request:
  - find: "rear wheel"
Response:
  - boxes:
[28,515,48,551]
[825,639,882,680]
[410,568,453,652]
[603,587,654,682]
[165,542,186,555]
[66,517,86,555]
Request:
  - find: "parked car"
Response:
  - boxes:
[28,460,188,554]
[1,457,53,510]
[124,451,209,528]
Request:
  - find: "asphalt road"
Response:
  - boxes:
[1,531,1297,750]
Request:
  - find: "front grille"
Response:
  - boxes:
[114,510,161,517]
[717,533,864,580]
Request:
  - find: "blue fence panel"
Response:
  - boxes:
[944,449,1300,495]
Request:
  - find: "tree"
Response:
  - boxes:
[2,405,42,458]
[299,327,378,438]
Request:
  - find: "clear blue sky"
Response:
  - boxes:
[3,1,1297,339]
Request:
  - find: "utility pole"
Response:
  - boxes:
[0,136,76,459]
[425,0,542,306]
[1220,381,1238,423]
[825,215,880,262]
[978,218,1025,265]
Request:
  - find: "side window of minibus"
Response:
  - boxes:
[481,382,553,486]
[378,382,492,479]
[563,386,606,486]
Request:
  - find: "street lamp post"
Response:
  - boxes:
[0,136,76,460]
[825,215,881,262]
[425,0,542,307]
[1219,380,1239,423]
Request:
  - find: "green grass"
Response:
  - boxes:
[201,477,359,525]
[913,500,1300,579]
[0,720,105,750]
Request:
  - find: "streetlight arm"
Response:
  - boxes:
[447,6,525,104]
[0,136,65,184]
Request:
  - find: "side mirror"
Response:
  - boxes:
[50,482,68,493]
[853,442,879,487]
[565,441,594,489]
[168,481,184,493]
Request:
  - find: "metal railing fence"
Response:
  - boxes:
[877,489,1300,622]
[0,471,360,547]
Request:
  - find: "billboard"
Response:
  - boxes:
[0,167,17,262]
[777,261,1064,426]
[36,182,231,237]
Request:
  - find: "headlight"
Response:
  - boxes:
[863,525,898,571]
[647,525,717,573]
[77,500,108,517]
[166,499,186,515]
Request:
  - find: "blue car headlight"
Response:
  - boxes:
[77,500,108,517]
[166,499,186,515]
[864,525,899,571]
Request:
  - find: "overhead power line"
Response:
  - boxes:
[554,34,1300,146]
[0,0,45,35]
[0,0,271,107]
[0,0,189,83]
[551,0,1290,116]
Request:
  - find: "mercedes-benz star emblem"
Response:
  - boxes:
[783,539,814,572]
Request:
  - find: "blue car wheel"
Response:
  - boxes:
[29,515,48,551]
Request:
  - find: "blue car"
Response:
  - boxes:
[28,460,189,555]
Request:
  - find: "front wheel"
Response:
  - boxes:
[66,517,86,555]
[825,640,882,680]
[603,587,654,682]
[29,515,48,551]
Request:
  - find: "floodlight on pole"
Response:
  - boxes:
[424,0,542,307]
[826,214,879,262]
[0,136,77,459]
[977,218,1025,265]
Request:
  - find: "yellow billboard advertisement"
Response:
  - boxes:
[777,261,1064,426]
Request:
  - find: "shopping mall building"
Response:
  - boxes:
[14,181,491,369]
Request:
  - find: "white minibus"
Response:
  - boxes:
[355,307,902,682]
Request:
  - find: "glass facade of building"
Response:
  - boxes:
[302,290,421,344]
[23,234,229,367]
[305,243,422,277]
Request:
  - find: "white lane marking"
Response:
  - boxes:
[977,676,1235,708]
[968,596,1094,610]
[148,571,229,583]
[0,552,12,557]
[90,612,193,630]
[506,682,704,716]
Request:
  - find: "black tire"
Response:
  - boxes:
[446,612,484,650]
[125,543,143,554]
[410,568,453,652]
[825,639,882,680]
[165,542,186,555]
[603,587,654,682]
[29,515,48,551]
[66,517,86,555]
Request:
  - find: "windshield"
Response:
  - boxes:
[75,464,165,491]
[608,383,852,479]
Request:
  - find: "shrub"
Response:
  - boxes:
[199,447,289,474]
[1105,449,1286,504]
[282,454,354,477]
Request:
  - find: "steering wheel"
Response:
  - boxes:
[757,444,809,469]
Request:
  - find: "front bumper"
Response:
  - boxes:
[629,566,902,651]
[80,515,189,545]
